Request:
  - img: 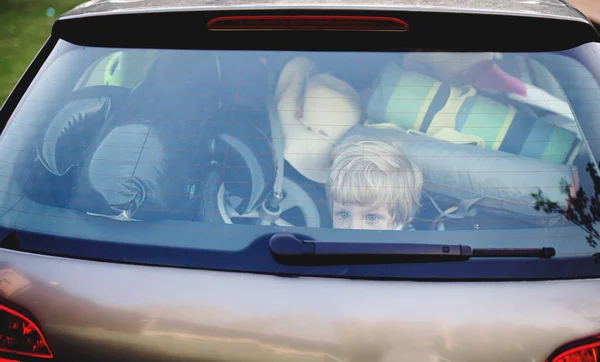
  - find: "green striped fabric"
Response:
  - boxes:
[367,62,442,131]
[366,62,582,165]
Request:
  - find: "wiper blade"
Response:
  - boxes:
[269,233,556,266]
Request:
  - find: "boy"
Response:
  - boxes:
[326,139,423,230]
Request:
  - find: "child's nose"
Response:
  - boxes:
[348,217,363,230]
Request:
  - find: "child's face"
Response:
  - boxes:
[332,202,396,230]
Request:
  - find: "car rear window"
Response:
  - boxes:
[2,39,600,262]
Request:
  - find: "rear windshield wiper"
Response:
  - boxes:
[269,233,556,266]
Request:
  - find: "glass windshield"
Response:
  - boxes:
[2,39,600,261]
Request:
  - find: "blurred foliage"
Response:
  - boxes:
[0,0,83,105]
[533,162,600,257]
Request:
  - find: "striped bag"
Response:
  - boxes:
[366,62,582,164]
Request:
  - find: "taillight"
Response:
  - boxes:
[0,304,53,359]
[207,15,409,32]
[548,336,600,362]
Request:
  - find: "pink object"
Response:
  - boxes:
[466,61,528,97]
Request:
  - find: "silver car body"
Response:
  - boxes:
[1,245,599,362]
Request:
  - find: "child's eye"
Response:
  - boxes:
[366,214,380,222]
[337,212,349,219]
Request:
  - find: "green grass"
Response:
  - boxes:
[0,0,84,105]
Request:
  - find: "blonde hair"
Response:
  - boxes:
[327,139,423,227]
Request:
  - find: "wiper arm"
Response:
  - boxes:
[269,233,556,266]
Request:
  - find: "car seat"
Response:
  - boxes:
[25,84,132,208]
[366,61,583,165]
[67,51,224,221]
[528,51,600,193]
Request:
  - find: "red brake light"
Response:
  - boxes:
[548,337,600,362]
[207,15,409,32]
[0,304,53,359]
